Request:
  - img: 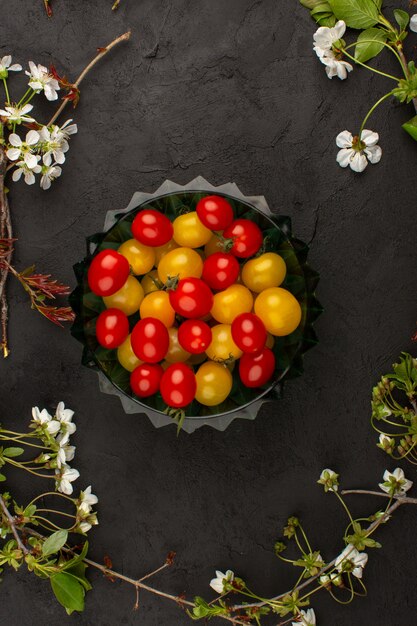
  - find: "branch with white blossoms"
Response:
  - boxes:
[0,31,130,358]
[300,0,417,171]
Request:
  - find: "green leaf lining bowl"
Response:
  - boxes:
[70,177,322,433]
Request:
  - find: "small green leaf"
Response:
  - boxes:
[3,447,24,458]
[0,474,6,482]
[311,3,337,26]
[65,562,92,591]
[50,572,85,613]
[328,0,379,29]
[300,0,323,8]
[393,9,409,31]
[355,28,387,62]
[42,530,68,558]
[402,115,417,141]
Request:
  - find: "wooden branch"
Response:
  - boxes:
[0,495,29,555]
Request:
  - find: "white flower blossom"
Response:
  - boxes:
[55,464,80,495]
[31,406,60,435]
[410,14,417,32]
[40,159,62,190]
[0,55,22,78]
[318,468,339,492]
[0,104,35,124]
[79,486,98,510]
[55,401,76,436]
[12,156,42,185]
[336,129,382,172]
[209,570,234,594]
[313,20,352,80]
[6,130,40,168]
[319,52,353,80]
[55,432,75,469]
[292,608,316,626]
[26,61,60,101]
[319,572,342,587]
[379,468,413,496]
[335,544,368,579]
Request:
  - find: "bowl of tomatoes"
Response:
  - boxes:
[70,177,322,432]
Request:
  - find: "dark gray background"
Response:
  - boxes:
[1,1,416,624]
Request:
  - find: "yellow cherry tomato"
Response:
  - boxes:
[173,212,212,248]
[139,290,175,327]
[204,232,223,256]
[118,239,155,276]
[117,334,142,372]
[195,361,233,406]
[241,252,286,293]
[211,284,253,324]
[165,327,191,363]
[254,287,302,336]
[154,239,178,264]
[103,276,144,316]
[157,247,203,284]
[141,269,161,294]
[206,324,243,361]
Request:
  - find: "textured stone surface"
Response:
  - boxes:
[1,1,416,624]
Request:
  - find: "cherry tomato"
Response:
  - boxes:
[173,212,212,248]
[157,247,203,284]
[117,334,142,372]
[202,252,240,291]
[223,219,263,258]
[254,287,302,336]
[195,362,233,406]
[132,209,173,247]
[118,239,155,275]
[141,269,162,295]
[204,232,224,257]
[160,363,196,408]
[165,327,191,363]
[241,252,286,293]
[96,308,129,349]
[231,313,267,353]
[211,284,253,324]
[239,347,275,388]
[88,249,130,297]
[140,291,175,327]
[103,275,144,316]
[205,324,242,361]
[195,195,234,231]
[131,317,169,363]
[130,363,164,398]
[169,278,213,319]
[178,319,212,354]
[154,239,178,264]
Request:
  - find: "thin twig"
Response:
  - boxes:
[0,138,12,358]
[47,31,131,126]
[0,495,29,555]
[341,489,417,504]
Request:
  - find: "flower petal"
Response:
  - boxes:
[26,129,40,145]
[361,129,379,146]
[364,144,382,164]
[336,147,355,168]
[410,14,417,33]
[6,148,21,161]
[336,130,353,149]
[349,152,368,173]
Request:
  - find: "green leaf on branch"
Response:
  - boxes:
[393,9,409,31]
[328,0,379,29]
[0,474,6,482]
[355,28,387,62]
[402,115,417,141]
[393,62,417,103]
[50,572,85,614]
[42,530,68,557]
[311,3,337,26]
[2,447,24,458]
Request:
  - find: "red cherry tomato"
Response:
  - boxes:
[195,195,234,230]
[130,363,163,398]
[88,249,130,297]
[132,209,173,247]
[231,313,267,354]
[95,308,129,349]
[178,319,212,354]
[202,252,240,291]
[223,219,263,258]
[131,317,169,363]
[239,347,275,388]
[160,363,196,408]
[169,278,213,319]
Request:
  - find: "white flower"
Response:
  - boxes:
[313,20,352,80]
[55,401,76,436]
[6,130,40,168]
[0,55,22,78]
[318,468,339,492]
[0,104,35,124]
[319,572,342,587]
[379,468,413,496]
[336,129,382,172]
[79,486,98,510]
[26,61,60,101]
[40,159,62,190]
[55,464,80,495]
[56,432,75,469]
[53,119,78,141]
[31,406,60,435]
[292,609,316,626]
[410,14,417,33]
[335,544,368,579]
[209,570,234,594]
[319,51,353,80]
[12,156,42,185]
